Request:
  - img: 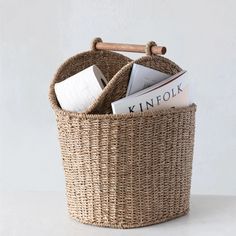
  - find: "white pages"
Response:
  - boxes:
[126,63,170,96]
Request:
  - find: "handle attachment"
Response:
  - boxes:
[91,37,166,56]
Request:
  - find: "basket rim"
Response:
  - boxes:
[51,103,196,120]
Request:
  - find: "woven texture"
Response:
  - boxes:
[49,49,196,228]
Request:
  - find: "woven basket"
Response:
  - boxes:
[49,39,196,229]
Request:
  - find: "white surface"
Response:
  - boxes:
[1,0,236,195]
[0,192,235,236]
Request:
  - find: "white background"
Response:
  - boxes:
[0,0,236,195]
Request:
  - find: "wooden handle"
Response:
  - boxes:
[93,40,166,55]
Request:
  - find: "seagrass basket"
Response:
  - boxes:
[49,38,196,229]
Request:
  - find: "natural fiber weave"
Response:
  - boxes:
[49,48,196,228]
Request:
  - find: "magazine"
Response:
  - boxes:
[112,69,191,114]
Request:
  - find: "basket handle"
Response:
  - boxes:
[91,37,166,56]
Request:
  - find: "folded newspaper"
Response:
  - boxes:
[111,64,192,114]
[55,65,107,112]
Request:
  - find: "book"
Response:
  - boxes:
[126,63,170,96]
[111,70,191,114]
[55,65,107,112]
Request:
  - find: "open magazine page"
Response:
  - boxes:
[126,63,170,96]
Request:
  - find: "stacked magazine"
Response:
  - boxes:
[111,64,192,114]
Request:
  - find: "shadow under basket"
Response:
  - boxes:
[49,45,197,228]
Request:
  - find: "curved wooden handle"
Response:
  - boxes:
[93,40,166,55]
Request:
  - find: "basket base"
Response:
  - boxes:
[68,208,190,229]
